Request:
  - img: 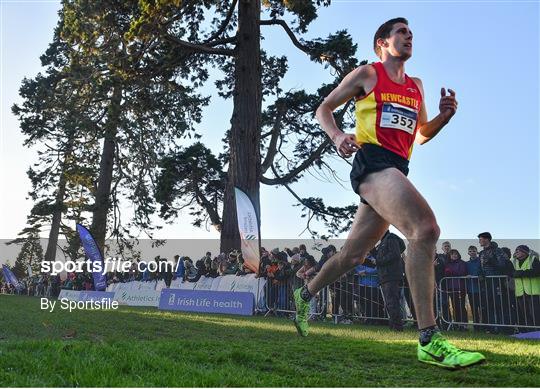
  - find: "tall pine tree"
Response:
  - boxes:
[129,1,364,248]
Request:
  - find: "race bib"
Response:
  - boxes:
[380,102,417,134]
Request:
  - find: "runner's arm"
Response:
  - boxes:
[316,65,372,157]
[413,78,458,145]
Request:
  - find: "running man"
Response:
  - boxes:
[293,18,485,369]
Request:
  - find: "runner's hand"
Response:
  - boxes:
[333,133,360,158]
[439,88,458,122]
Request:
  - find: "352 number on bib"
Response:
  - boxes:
[380,103,417,134]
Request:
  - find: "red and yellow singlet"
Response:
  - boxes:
[354,62,423,160]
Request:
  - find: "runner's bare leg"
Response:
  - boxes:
[306,203,389,294]
[359,168,439,329]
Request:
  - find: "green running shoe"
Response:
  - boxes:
[293,287,310,337]
[418,332,486,369]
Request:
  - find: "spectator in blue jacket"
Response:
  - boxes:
[465,246,483,331]
[356,256,384,324]
[141,261,151,282]
[173,255,185,281]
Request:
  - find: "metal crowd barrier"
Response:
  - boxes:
[265,274,539,333]
[330,278,420,325]
[264,277,326,318]
[264,274,415,325]
[437,275,540,332]
[330,277,385,324]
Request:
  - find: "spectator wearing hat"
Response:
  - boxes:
[512,245,540,330]
[268,248,282,265]
[478,232,513,332]
[317,245,336,271]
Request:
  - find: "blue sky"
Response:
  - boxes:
[1,0,538,248]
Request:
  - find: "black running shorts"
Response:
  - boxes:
[350,143,410,204]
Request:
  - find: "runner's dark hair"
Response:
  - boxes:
[374,17,409,58]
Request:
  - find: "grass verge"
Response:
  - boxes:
[0,295,538,387]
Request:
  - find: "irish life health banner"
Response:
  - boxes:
[234,187,260,274]
[159,289,253,316]
[76,224,107,291]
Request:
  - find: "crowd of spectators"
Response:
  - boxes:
[2,231,538,334]
[255,232,539,334]
[0,274,67,298]
[433,232,540,334]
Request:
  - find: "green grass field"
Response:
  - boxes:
[0,295,539,387]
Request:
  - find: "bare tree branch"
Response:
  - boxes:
[261,139,330,185]
[260,95,354,185]
[206,36,237,47]
[204,0,238,44]
[160,0,199,30]
[271,165,346,219]
[164,34,235,56]
[261,104,286,174]
[260,19,309,54]
[193,182,222,227]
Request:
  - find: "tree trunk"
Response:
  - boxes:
[91,86,122,252]
[43,133,75,264]
[220,0,262,253]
